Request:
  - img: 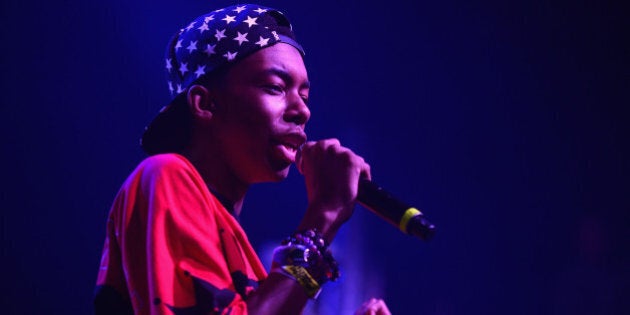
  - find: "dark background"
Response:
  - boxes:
[2,0,628,314]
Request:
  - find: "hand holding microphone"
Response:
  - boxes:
[296,138,371,242]
[296,139,435,242]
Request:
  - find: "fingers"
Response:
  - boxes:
[297,138,371,240]
[299,138,368,179]
[354,298,392,315]
[362,161,372,181]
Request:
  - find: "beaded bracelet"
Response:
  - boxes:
[281,229,340,283]
[271,229,340,299]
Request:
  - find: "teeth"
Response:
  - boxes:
[283,144,296,152]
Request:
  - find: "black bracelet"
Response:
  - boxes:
[280,229,340,283]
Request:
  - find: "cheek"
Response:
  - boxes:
[228,100,283,134]
[218,108,273,155]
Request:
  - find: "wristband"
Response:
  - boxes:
[282,229,340,283]
[272,265,322,299]
[270,229,341,299]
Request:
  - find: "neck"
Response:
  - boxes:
[181,147,248,216]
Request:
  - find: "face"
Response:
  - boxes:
[209,43,310,184]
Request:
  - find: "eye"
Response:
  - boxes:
[263,84,284,95]
[301,95,309,104]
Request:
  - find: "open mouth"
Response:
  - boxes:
[273,132,306,163]
[280,142,299,153]
[275,141,298,163]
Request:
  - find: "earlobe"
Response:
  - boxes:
[187,84,215,120]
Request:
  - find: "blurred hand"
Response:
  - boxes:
[296,138,370,242]
[354,298,392,315]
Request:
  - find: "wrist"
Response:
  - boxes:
[298,204,348,243]
[271,229,341,299]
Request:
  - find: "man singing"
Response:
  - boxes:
[95,4,390,314]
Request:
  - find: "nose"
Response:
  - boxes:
[283,92,310,126]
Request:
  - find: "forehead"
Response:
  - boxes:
[226,43,309,85]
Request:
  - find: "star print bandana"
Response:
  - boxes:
[165,4,303,97]
[141,4,304,155]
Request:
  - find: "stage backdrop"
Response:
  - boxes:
[2,0,628,314]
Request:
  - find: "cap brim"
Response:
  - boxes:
[141,94,192,155]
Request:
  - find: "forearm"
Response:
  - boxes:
[244,138,371,314]
[245,272,309,314]
[247,206,347,315]
[297,203,351,244]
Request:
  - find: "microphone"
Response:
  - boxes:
[295,148,435,241]
[357,179,436,241]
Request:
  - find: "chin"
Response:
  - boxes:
[269,166,291,182]
[249,164,291,184]
[264,158,292,182]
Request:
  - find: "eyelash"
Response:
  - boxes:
[263,84,309,104]
[264,84,284,94]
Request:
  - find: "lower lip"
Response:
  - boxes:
[274,143,296,163]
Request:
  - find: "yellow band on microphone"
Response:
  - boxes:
[399,207,422,233]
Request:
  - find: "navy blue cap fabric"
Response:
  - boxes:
[165,4,304,98]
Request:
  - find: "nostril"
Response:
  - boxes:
[284,108,309,125]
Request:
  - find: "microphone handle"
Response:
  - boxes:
[357,179,436,241]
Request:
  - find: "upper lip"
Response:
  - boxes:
[275,131,307,149]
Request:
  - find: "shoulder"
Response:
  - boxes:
[135,153,200,179]
[139,153,192,174]
[128,154,214,207]
[132,153,202,189]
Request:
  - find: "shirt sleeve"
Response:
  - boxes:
[119,155,250,315]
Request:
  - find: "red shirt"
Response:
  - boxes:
[95,154,267,314]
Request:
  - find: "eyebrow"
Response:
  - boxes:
[262,67,310,89]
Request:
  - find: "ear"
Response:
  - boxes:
[186,84,216,120]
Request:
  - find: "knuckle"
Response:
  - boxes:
[301,141,316,151]
[338,149,354,161]
[320,138,341,148]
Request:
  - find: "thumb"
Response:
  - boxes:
[295,146,304,174]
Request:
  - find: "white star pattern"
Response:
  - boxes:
[243,16,258,28]
[179,62,188,75]
[166,5,303,97]
[198,23,209,33]
[194,65,206,78]
[234,32,249,46]
[166,58,172,71]
[186,21,196,31]
[186,40,197,53]
[214,29,227,41]
[204,15,215,23]
[222,15,236,24]
[204,43,216,56]
[224,51,237,61]
[255,36,270,47]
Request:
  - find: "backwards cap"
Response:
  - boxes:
[141,4,304,155]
